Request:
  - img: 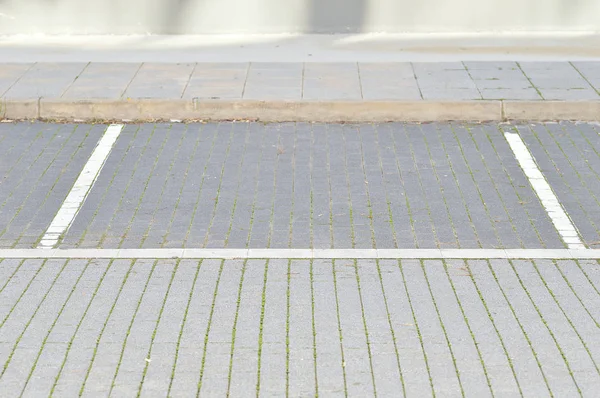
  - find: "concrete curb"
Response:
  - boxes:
[1,98,600,122]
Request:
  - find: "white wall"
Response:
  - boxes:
[1,0,599,34]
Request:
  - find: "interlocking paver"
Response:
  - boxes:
[0,124,103,249]
[0,258,596,396]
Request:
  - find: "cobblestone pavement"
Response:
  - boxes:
[2,121,600,397]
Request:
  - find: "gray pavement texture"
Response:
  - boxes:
[0,258,599,397]
[3,120,600,397]
[2,61,600,101]
[4,121,600,250]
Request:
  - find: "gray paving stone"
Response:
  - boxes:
[0,63,33,97]
[3,63,86,99]
[123,63,195,99]
[62,63,140,99]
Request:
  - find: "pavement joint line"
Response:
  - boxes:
[37,124,124,249]
[504,132,586,250]
[0,248,599,259]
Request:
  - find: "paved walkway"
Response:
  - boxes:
[1,257,600,397]
[2,61,600,101]
[3,120,600,397]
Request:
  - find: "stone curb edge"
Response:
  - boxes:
[1,98,599,122]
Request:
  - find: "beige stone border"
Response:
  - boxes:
[1,98,600,122]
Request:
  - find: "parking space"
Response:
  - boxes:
[517,122,600,248]
[0,123,105,248]
[56,122,565,250]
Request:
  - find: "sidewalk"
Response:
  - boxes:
[2,61,600,122]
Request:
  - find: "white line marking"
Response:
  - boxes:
[38,124,124,249]
[504,132,586,250]
[0,248,599,259]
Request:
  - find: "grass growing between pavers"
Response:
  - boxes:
[419,260,466,397]
[78,259,137,395]
[26,126,90,248]
[136,260,180,396]
[529,260,600,377]
[167,259,203,396]
[225,258,248,396]
[73,125,140,248]
[196,259,225,394]
[352,259,378,395]
[422,125,460,248]
[105,258,161,395]
[373,259,406,396]
[0,125,71,247]
[138,125,182,248]
[450,124,503,248]
[489,125,548,248]
[254,258,269,396]
[481,259,554,396]
[330,260,349,396]
[160,128,202,248]
[49,259,116,396]
[396,260,435,396]
[19,259,94,395]
[0,259,70,380]
[439,260,494,395]
[308,260,319,397]
[94,125,146,248]
[507,259,583,395]
[201,124,234,248]
[561,260,600,329]
[456,259,523,396]
[117,126,168,249]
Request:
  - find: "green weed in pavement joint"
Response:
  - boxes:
[167,259,203,396]
[309,259,319,397]
[119,124,170,249]
[331,260,349,396]
[197,259,226,394]
[106,259,160,396]
[397,259,436,397]
[1,259,70,379]
[420,260,465,397]
[353,259,378,396]
[255,259,270,397]
[484,259,554,397]
[78,259,136,395]
[77,124,140,247]
[136,260,180,397]
[97,124,149,248]
[49,259,117,397]
[20,259,93,397]
[508,259,582,395]
[226,259,249,396]
[374,259,406,396]
[531,260,600,376]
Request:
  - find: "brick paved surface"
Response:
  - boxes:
[0,258,598,397]
[53,121,584,250]
[2,121,600,396]
[2,62,600,101]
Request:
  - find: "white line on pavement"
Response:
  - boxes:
[504,132,586,250]
[37,124,124,249]
[0,248,599,259]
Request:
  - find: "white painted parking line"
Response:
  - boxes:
[0,248,598,259]
[37,124,124,249]
[505,132,586,250]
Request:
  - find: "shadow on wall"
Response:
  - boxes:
[307,0,366,33]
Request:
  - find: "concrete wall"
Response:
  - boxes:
[1,0,599,34]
